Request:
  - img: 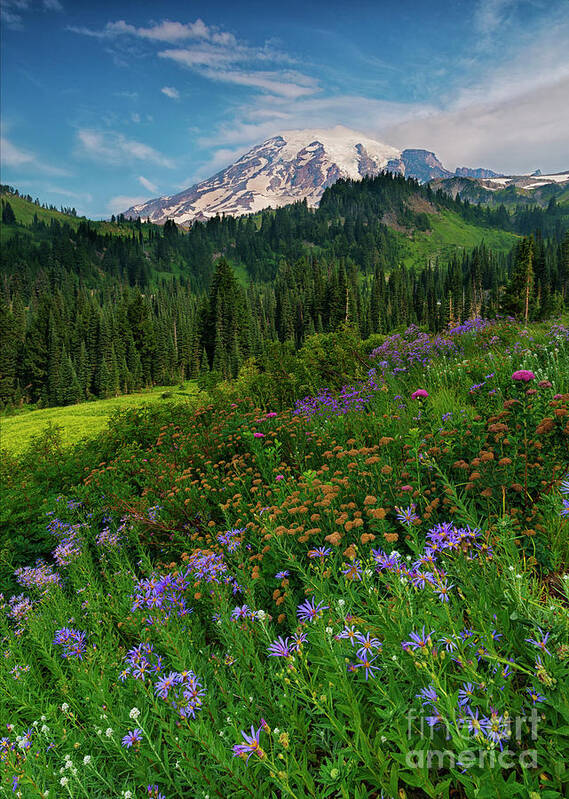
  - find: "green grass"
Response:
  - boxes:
[0,381,202,455]
[400,209,518,269]
[1,191,155,239]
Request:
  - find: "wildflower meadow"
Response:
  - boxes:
[1,318,568,798]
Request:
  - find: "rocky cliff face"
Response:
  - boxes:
[455,166,503,179]
[386,149,453,182]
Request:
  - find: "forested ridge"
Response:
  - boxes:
[1,173,568,408]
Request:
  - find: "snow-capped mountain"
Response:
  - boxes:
[124,126,403,224]
[122,126,568,224]
[471,171,569,191]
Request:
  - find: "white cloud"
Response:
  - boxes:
[138,175,158,193]
[107,195,149,214]
[161,86,180,100]
[43,0,63,11]
[0,135,71,175]
[69,17,220,44]
[76,129,174,168]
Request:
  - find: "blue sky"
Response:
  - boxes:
[2,0,568,218]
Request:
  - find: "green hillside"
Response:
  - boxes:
[399,208,518,269]
[0,381,202,455]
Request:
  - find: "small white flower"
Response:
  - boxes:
[41,715,46,722]
[60,777,69,787]
[380,735,387,742]
[256,610,267,621]
[273,728,280,736]
[124,792,133,799]
[96,729,102,736]
[105,728,113,738]
[83,755,91,765]
[129,707,140,720]
[64,754,72,761]
[61,703,69,713]
[337,599,345,608]
[41,724,49,734]
[508,565,515,572]
[325,626,333,635]
[65,760,73,769]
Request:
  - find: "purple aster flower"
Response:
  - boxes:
[147,785,166,799]
[154,671,180,699]
[395,505,419,525]
[438,635,457,652]
[267,636,292,658]
[402,626,435,653]
[435,580,454,603]
[290,631,308,651]
[355,632,382,660]
[526,686,546,704]
[275,571,289,580]
[232,725,265,762]
[231,605,252,621]
[122,728,143,748]
[307,546,332,559]
[410,571,434,589]
[336,625,360,646]
[466,707,485,739]
[525,630,552,656]
[416,685,439,706]
[296,597,329,623]
[353,654,380,680]
[481,709,510,750]
[341,560,363,581]
[458,682,477,707]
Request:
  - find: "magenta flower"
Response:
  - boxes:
[512,370,535,382]
[411,389,429,399]
[253,432,265,438]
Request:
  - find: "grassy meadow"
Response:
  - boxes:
[1,318,568,799]
[0,382,201,455]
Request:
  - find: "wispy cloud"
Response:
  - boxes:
[2,0,63,29]
[71,16,310,101]
[107,195,149,214]
[161,86,180,100]
[0,135,71,175]
[76,129,174,168]
[138,175,158,193]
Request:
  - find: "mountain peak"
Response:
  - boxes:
[124,127,401,224]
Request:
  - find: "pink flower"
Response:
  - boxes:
[266,412,277,418]
[411,389,429,400]
[512,370,535,382]
[253,432,265,438]
[276,475,284,481]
